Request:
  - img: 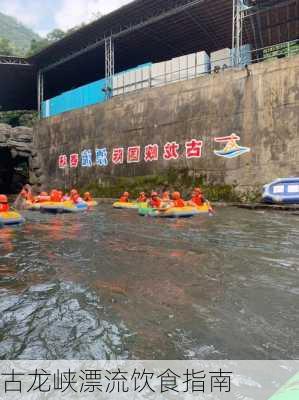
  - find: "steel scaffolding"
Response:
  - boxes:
[232,0,245,66]
[104,37,114,100]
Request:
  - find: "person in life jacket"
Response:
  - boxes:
[0,195,9,212]
[72,193,85,204]
[83,192,93,202]
[119,192,130,203]
[70,189,77,196]
[161,190,172,208]
[69,189,84,204]
[171,191,185,208]
[162,191,170,201]
[20,184,34,202]
[137,192,147,202]
[69,189,78,202]
[149,191,161,208]
[189,187,205,206]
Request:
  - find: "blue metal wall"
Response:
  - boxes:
[42,78,107,118]
[42,63,152,118]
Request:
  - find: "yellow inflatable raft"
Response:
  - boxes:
[193,202,212,214]
[40,201,88,213]
[25,201,41,211]
[113,202,138,209]
[0,211,25,226]
[139,203,212,218]
[86,200,98,207]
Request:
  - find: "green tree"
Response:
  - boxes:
[46,29,65,42]
[26,29,67,56]
[0,37,14,55]
[27,37,50,56]
[0,110,38,127]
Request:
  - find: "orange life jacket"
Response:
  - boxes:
[137,195,147,202]
[0,203,9,212]
[150,198,161,208]
[119,196,129,203]
[191,195,204,206]
[173,199,185,208]
[50,193,62,202]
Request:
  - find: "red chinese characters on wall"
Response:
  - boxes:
[185,139,203,159]
[59,134,249,171]
[163,142,180,160]
[69,153,79,168]
[58,154,68,168]
[127,146,141,163]
[112,147,124,165]
[144,144,159,162]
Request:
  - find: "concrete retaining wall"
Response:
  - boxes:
[34,55,299,192]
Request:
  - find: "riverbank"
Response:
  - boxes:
[96,198,299,213]
[233,203,299,212]
[82,169,261,204]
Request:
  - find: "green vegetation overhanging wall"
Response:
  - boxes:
[0,111,38,127]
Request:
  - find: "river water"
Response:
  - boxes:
[0,205,298,360]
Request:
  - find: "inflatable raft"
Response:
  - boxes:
[40,201,88,213]
[139,206,196,218]
[113,201,139,209]
[26,201,41,211]
[193,202,212,214]
[0,211,25,226]
[139,203,212,218]
[86,200,98,207]
[262,177,299,204]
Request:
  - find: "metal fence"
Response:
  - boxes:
[112,39,299,97]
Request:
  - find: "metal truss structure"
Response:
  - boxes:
[39,0,206,74]
[0,56,31,66]
[104,37,115,100]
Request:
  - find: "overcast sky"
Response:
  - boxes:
[0,0,133,36]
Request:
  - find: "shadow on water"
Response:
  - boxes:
[0,206,298,359]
